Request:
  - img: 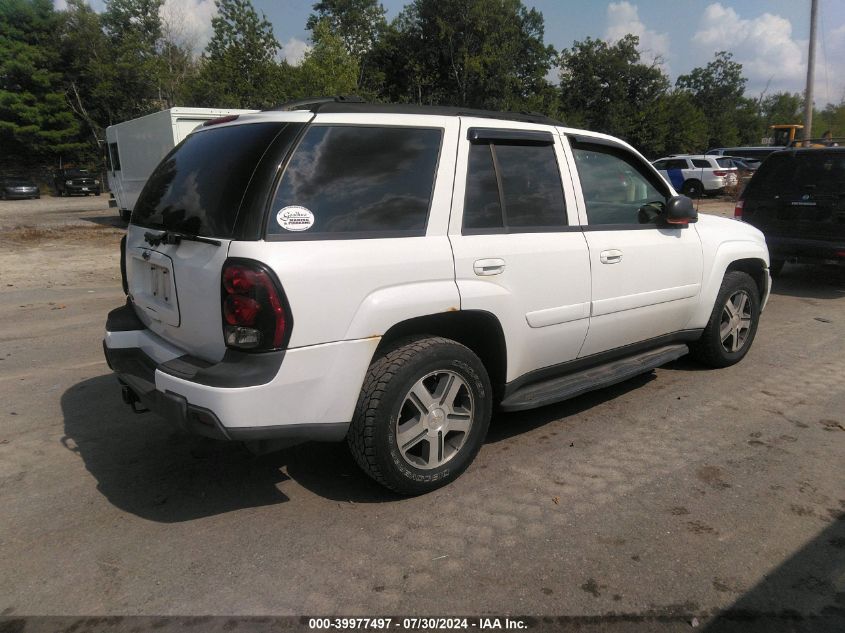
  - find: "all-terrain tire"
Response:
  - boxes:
[347,336,492,495]
[690,271,760,368]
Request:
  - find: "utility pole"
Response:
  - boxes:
[803,0,818,145]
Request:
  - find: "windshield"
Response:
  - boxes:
[133,122,288,238]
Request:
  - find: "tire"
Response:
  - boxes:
[769,258,785,278]
[348,336,492,495]
[681,179,704,198]
[690,271,760,368]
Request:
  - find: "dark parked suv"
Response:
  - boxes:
[53,168,101,196]
[736,147,845,276]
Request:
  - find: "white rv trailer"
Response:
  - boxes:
[105,108,257,220]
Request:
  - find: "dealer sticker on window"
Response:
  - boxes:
[276,205,315,231]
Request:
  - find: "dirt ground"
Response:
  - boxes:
[0,196,842,632]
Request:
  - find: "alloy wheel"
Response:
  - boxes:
[720,290,753,353]
[395,370,474,470]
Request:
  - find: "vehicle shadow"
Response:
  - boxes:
[62,371,659,521]
[702,517,845,632]
[60,375,399,523]
[80,215,126,229]
[770,263,845,300]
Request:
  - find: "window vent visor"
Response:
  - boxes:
[468,128,554,145]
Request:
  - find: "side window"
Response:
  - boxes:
[572,143,669,226]
[653,160,668,170]
[109,143,121,171]
[268,125,442,238]
[665,159,688,170]
[463,144,504,230]
[463,139,566,232]
[691,159,710,168]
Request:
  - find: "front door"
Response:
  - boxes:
[566,138,703,358]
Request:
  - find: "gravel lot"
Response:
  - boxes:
[0,197,842,632]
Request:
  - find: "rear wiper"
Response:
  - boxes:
[143,230,221,247]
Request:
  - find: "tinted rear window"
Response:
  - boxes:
[746,152,845,198]
[267,125,442,238]
[691,159,711,168]
[133,122,285,238]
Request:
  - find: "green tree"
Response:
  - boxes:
[58,0,112,147]
[657,91,708,156]
[100,0,165,119]
[675,51,747,148]
[558,35,670,156]
[307,0,386,90]
[373,0,556,110]
[296,20,360,97]
[191,0,280,108]
[0,0,85,166]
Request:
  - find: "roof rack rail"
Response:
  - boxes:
[266,95,365,112]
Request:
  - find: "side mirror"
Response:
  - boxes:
[664,195,698,225]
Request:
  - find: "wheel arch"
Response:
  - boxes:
[377,310,508,401]
[726,257,769,303]
[688,243,771,330]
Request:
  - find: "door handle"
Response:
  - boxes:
[473,258,506,276]
[600,249,623,264]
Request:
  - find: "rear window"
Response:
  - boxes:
[133,122,286,238]
[267,125,442,239]
[746,152,845,198]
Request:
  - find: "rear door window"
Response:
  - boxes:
[267,125,442,239]
[133,122,292,238]
[463,141,567,232]
[691,159,711,168]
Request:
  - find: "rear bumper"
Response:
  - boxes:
[103,303,378,444]
[766,235,845,262]
[2,189,38,199]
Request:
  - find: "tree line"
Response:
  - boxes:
[2,0,844,171]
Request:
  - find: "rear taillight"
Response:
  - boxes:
[713,170,728,177]
[734,199,744,219]
[221,259,291,351]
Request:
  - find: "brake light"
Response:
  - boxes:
[203,114,239,127]
[713,170,728,177]
[734,200,744,219]
[221,260,291,351]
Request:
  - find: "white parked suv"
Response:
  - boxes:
[652,154,739,197]
[104,99,771,494]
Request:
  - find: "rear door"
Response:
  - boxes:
[448,119,591,382]
[567,136,703,357]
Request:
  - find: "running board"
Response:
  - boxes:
[500,344,689,412]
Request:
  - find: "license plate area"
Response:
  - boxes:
[129,249,180,327]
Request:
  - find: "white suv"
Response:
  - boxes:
[652,154,739,197]
[104,100,771,494]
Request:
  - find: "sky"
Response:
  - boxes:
[54,0,845,106]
